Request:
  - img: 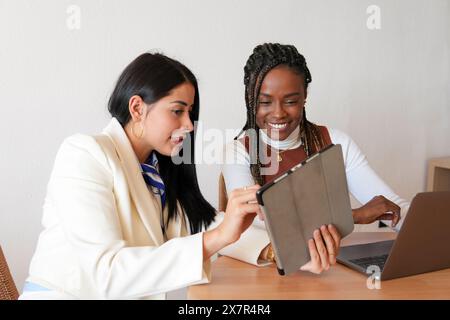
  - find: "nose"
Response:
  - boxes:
[272,101,287,118]
[182,113,194,132]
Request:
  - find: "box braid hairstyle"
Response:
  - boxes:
[240,43,326,185]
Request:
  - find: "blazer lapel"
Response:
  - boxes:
[102,118,165,245]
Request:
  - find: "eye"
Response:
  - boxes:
[285,100,299,105]
[259,101,272,106]
[172,109,184,116]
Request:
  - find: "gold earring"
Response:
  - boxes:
[131,121,144,139]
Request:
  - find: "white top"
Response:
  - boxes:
[219,127,410,266]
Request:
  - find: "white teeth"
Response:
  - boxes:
[268,123,287,129]
[171,128,190,142]
[171,137,184,143]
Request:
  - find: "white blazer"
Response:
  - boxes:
[25,118,211,299]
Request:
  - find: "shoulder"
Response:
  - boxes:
[223,138,250,165]
[226,137,247,151]
[59,133,110,164]
[52,133,112,181]
[327,128,368,169]
[60,133,106,154]
[327,127,349,141]
[327,128,355,147]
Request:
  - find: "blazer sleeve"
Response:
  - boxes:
[48,134,210,299]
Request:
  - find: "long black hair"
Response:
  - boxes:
[108,52,216,233]
[241,43,326,185]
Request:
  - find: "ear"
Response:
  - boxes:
[128,95,145,122]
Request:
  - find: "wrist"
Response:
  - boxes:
[216,223,236,247]
[352,208,362,224]
[202,228,222,261]
[204,226,230,253]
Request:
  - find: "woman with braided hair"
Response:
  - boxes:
[220,43,410,273]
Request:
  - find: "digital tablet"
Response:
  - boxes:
[256,144,354,275]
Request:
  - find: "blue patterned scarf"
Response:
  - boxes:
[140,152,166,210]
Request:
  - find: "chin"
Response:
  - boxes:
[266,129,290,141]
[153,145,173,157]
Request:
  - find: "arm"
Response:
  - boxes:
[329,129,410,230]
[220,140,272,265]
[208,212,273,266]
[222,140,267,230]
[203,185,262,260]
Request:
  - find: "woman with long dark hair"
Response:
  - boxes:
[20,53,260,299]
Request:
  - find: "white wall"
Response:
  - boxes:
[1,0,449,291]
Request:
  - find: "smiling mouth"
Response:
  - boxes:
[171,136,184,144]
[170,128,190,145]
[267,122,288,130]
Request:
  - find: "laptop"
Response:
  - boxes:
[256,144,354,275]
[337,191,450,280]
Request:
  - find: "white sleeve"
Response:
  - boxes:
[222,140,255,193]
[49,135,210,299]
[219,140,271,265]
[329,129,410,231]
[209,213,272,266]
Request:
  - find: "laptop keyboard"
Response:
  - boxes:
[349,254,389,271]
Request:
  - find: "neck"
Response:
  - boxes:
[124,124,153,163]
[260,126,301,150]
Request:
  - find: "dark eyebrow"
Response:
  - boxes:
[259,92,301,98]
[284,92,301,98]
[170,100,188,106]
